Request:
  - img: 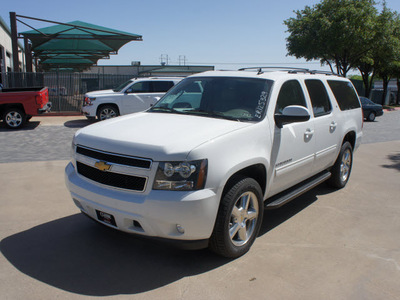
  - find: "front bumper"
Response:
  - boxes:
[65,162,219,242]
[81,105,96,117]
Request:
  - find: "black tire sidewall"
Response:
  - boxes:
[210,177,264,258]
[328,141,353,189]
[368,112,376,121]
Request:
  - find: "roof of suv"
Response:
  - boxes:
[190,68,346,81]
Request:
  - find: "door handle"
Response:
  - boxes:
[304,129,314,139]
[330,121,337,131]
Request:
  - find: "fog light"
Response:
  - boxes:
[176,224,185,234]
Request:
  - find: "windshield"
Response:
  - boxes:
[149,77,272,122]
[113,80,134,92]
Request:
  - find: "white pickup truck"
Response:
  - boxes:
[66,68,363,258]
[82,77,182,120]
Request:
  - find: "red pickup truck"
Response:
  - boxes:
[0,87,51,129]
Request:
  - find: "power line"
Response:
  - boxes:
[186,61,323,65]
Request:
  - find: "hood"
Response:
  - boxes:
[85,89,116,97]
[75,112,252,161]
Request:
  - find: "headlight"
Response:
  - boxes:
[83,97,96,106]
[153,160,208,191]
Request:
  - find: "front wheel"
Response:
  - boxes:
[209,177,263,258]
[97,105,119,121]
[327,141,353,188]
[368,111,376,122]
[3,108,26,129]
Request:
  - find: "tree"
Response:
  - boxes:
[372,4,400,104]
[284,0,377,77]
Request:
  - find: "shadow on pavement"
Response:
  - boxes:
[1,183,335,296]
[1,213,230,296]
[382,152,400,171]
[64,119,94,128]
[259,183,333,236]
[0,121,40,131]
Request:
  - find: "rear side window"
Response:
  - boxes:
[328,80,360,110]
[130,81,152,93]
[275,80,307,113]
[152,81,174,92]
[305,79,332,117]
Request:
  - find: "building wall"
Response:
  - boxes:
[83,65,214,77]
[0,15,25,84]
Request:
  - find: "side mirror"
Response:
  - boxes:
[274,105,310,128]
[125,88,133,94]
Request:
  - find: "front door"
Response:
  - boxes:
[269,80,315,195]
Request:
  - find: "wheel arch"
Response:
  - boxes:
[221,164,267,200]
[342,130,356,150]
[0,103,26,117]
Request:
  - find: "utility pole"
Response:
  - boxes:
[160,54,169,66]
[178,55,187,66]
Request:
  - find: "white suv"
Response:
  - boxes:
[82,77,182,120]
[66,68,363,258]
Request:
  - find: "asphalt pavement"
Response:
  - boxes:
[0,111,399,299]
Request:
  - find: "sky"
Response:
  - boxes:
[1,0,400,72]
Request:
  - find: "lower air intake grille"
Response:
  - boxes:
[77,162,147,191]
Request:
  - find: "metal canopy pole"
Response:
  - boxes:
[24,37,33,73]
[10,12,20,72]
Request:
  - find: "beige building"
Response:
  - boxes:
[0,16,25,85]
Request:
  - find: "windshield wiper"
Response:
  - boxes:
[183,109,241,121]
[149,107,181,114]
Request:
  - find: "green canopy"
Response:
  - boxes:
[21,20,142,71]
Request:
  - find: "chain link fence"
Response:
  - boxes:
[3,72,137,112]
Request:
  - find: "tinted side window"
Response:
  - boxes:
[152,81,174,92]
[305,79,332,117]
[130,81,152,93]
[275,80,307,114]
[328,80,360,110]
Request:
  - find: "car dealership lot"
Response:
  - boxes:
[1,111,400,299]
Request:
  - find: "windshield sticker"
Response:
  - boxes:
[255,91,268,118]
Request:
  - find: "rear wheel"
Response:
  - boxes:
[327,141,353,188]
[3,108,26,129]
[209,177,263,258]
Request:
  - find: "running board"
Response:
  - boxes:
[265,171,331,209]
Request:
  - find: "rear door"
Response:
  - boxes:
[305,79,340,173]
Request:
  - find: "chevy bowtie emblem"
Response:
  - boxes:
[94,161,112,172]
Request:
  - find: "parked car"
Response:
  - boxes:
[66,68,363,258]
[82,77,183,121]
[360,96,383,122]
[0,87,51,129]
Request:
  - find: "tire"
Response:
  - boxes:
[97,105,119,121]
[209,177,264,258]
[327,141,353,189]
[3,108,26,129]
[368,111,376,122]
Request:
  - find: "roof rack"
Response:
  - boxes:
[238,66,340,76]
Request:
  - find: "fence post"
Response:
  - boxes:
[56,69,61,111]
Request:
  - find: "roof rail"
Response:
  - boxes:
[238,66,340,76]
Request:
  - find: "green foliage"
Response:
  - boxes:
[285,0,400,100]
[284,0,377,76]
